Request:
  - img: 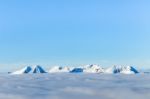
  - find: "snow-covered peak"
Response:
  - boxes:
[105,65,120,74]
[85,64,100,69]
[11,65,46,74]
[120,66,139,74]
[49,66,70,73]
[105,65,139,74]
[31,65,46,73]
[83,64,104,73]
[11,66,32,74]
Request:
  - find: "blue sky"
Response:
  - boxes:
[0,0,150,71]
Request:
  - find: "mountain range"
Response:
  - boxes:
[11,65,139,75]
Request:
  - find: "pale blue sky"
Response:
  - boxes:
[0,0,150,71]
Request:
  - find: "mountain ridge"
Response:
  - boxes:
[11,64,139,75]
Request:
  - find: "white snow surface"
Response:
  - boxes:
[49,66,70,73]
[83,64,104,73]
[0,73,150,99]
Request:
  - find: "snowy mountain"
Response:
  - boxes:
[49,66,70,73]
[120,66,139,74]
[31,65,47,73]
[83,64,104,73]
[11,65,46,74]
[105,65,139,74]
[11,66,32,74]
[70,65,104,73]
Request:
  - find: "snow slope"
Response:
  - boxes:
[11,65,46,74]
[49,66,70,73]
[105,65,139,74]
[11,66,32,74]
[0,73,149,99]
[83,64,104,73]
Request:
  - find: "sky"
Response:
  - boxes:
[0,0,150,71]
